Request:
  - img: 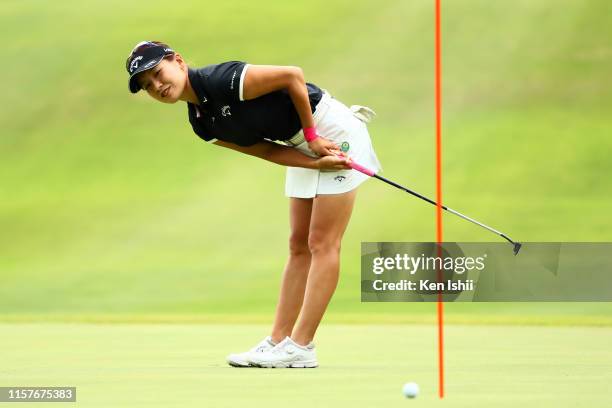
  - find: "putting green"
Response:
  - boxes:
[1,323,610,407]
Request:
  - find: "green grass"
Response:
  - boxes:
[1,0,611,323]
[1,323,611,407]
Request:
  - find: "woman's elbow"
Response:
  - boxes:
[253,141,276,160]
[289,66,304,82]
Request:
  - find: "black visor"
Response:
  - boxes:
[126,42,175,93]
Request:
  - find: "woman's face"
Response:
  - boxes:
[137,54,187,104]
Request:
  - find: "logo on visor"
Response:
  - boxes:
[143,60,157,69]
[334,176,346,183]
[129,56,143,73]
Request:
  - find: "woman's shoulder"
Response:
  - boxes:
[191,61,249,102]
[192,60,247,76]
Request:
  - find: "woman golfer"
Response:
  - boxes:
[126,41,381,368]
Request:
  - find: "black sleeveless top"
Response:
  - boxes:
[187,62,323,146]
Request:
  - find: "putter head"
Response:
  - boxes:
[513,242,522,255]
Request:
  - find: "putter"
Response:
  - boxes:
[347,160,522,255]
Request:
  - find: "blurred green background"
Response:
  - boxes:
[2,0,611,325]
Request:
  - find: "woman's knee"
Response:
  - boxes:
[307,231,341,256]
[289,231,310,256]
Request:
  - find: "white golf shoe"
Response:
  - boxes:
[226,336,276,367]
[248,336,318,368]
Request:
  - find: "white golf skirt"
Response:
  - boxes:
[284,91,382,198]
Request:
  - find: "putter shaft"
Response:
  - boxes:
[370,173,521,254]
[341,157,522,254]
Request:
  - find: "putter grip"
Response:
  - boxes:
[349,161,375,176]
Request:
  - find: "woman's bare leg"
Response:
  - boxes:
[270,197,313,343]
[291,189,357,345]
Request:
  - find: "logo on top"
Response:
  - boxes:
[230,70,237,90]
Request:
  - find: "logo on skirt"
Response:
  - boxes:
[340,142,350,152]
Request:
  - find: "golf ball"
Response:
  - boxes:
[402,382,419,398]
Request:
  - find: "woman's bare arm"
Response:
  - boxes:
[242,65,313,128]
[212,140,350,170]
[241,65,340,156]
